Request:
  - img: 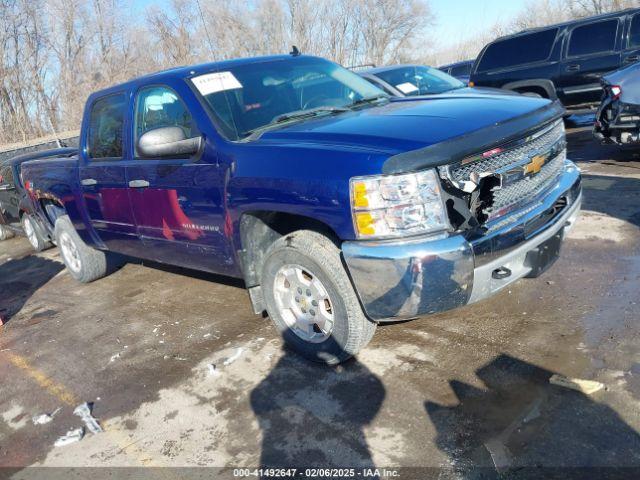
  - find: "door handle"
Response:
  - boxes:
[81,178,97,186]
[566,64,580,71]
[624,55,639,63]
[128,179,150,188]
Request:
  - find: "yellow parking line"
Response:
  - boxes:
[5,352,78,406]
[3,350,164,467]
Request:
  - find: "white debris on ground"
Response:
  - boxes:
[32,407,61,425]
[549,374,605,395]
[73,403,103,434]
[223,348,244,366]
[54,428,84,447]
[109,353,121,362]
[1,404,28,431]
[207,363,220,377]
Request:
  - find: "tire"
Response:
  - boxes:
[261,230,376,365]
[22,214,52,252]
[0,225,14,241]
[54,215,109,283]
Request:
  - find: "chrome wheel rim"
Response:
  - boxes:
[24,217,38,249]
[273,264,335,343]
[59,231,81,273]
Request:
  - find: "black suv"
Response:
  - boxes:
[470,8,640,109]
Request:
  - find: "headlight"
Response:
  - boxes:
[350,169,449,239]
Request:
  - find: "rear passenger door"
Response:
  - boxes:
[559,18,622,105]
[79,92,142,256]
[126,83,230,274]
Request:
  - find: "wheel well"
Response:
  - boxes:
[38,199,66,228]
[515,86,548,98]
[238,211,339,289]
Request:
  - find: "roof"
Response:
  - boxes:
[492,7,640,43]
[91,54,310,98]
[438,60,474,69]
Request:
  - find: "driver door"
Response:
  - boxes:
[127,84,230,273]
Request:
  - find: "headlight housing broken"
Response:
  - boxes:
[350,169,450,239]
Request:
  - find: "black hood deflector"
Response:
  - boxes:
[382,100,565,175]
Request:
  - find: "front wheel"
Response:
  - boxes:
[22,214,52,252]
[261,230,376,365]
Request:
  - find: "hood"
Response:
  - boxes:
[258,93,554,156]
[603,62,640,105]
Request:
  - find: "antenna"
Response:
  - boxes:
[195,0,216,57]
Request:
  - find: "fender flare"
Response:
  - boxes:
[502,79,558,101]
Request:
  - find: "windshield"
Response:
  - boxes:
[191,57,386,140]
[374,66,465,96]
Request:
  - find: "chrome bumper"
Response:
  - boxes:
[342,160,582,322]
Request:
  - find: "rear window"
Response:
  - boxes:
[568,19,618,57]
[477,29,558,72]
[450,63,472,77]
[630,13,640,48]
[87,93,126,160]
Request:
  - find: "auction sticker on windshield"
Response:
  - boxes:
[396,82,419,94]
[192,71,243,95]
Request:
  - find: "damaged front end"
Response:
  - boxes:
[594,63,640,145]
[439,119,567,233]
[381,100,568,234]
[342,100,581,322]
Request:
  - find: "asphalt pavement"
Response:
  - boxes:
[1,125,639,479]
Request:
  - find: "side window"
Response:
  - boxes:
[451,63,472,77]
[630,14,640,48]
[88,94,126,160]
[568,19,618,57]
[134,86,199,157]
[477,29,558,72]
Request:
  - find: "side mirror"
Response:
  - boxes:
[137,126,202,158]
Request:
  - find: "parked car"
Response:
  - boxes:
[470,8,640,110]
[439,60,474,83]
[21,54,581,364]
[0,148,75,249]
[594,61,640,145]
[358,64,499,97]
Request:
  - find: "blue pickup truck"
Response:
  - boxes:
[21,54,582,364]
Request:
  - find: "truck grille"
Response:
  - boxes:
[449,121,565,183]
[487,150,565,217]
[446,119,566,220]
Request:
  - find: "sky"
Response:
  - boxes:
[428,0,526,47]
[131,0,529,51]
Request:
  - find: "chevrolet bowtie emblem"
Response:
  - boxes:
[523,154,547,175]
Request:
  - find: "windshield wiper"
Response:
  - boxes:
[349,94,390,108]
[271,106,348,124]
[244,106,348,139]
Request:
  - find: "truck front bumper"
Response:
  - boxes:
[342,160,582,322]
